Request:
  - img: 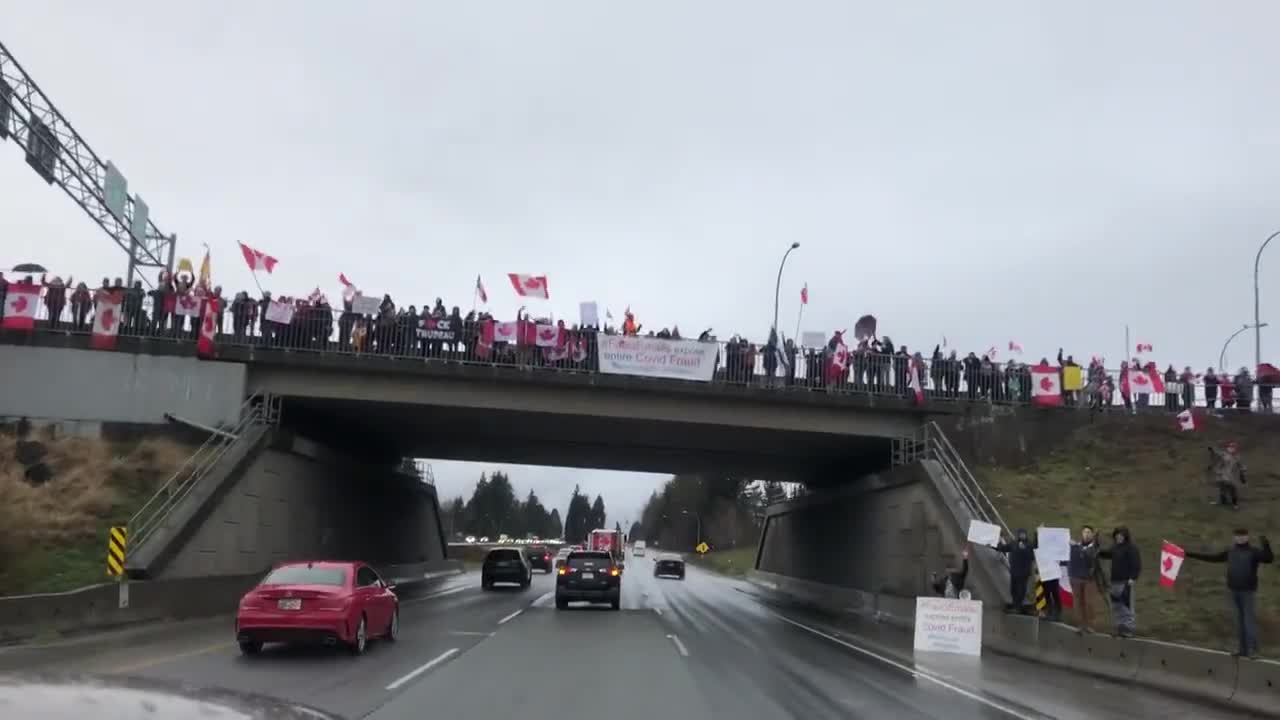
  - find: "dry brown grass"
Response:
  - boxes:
[0,430,191,592]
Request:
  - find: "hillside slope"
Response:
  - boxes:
[978,411,1279,650]
[0,430,191,595]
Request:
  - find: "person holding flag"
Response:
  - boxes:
[1098,527,1141,638]
[1184,529,1273,658]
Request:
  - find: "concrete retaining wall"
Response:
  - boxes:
[0,344,246,427]
[160,431,447,578]
[747,569,1279,717]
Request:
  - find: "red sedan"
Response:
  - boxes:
[235,561,399,656]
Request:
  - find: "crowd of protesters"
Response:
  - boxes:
[2,269,1278,411]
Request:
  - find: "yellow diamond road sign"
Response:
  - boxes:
[107,526,127,576]
[695,542,709,554]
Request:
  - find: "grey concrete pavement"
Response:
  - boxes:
[0,556,1257,720]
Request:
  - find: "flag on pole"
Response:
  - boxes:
[238,242,278,273]
[1159,541,1185,588]
[197,247,211,289]
[1176,409,1199,432]
[476,275,488,303]
[1136,342,1154,354]
[800,284,808,305]
[508,273,549,299]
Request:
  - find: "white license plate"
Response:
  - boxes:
[277,598,302,610]
[581,572,594,580]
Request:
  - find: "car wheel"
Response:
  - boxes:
[555,597,568,610]
[238,640,262,656]
[386,608,399,642]
[481,576,492,591]
[610,598,621,611]
[349,615,367,656]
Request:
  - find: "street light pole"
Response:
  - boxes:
[1255,231,1279,375]
[1223,323,1270,372]
[772,242,800,336]
[681,509,701,549]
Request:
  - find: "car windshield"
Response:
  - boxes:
[260,565,346,586]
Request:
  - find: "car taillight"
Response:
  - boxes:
[610,568,620,577]
[544,554,550,561]
[557,567,567,576]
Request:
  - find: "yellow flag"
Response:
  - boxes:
[176,257,194,276]
[1063,365,1084,392]
[198,250,211,289]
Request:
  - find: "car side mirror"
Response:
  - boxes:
[385,583,397,592]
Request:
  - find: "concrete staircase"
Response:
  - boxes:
[124,395,280,579]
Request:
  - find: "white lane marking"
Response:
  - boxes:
[385,648,460,691]
[402,585,466,605]
[771,614,1038,720]
[532,591,553,606]
[653,607,663,616]
[497,609,523,625]
[666,633,690,657]
[447,631,494,637]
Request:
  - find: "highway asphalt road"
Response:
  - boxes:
[0,557,1259,720]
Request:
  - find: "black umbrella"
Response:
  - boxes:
[9,263,47,273]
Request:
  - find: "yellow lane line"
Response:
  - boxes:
[111,641,236,674]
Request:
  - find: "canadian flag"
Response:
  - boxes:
[508,273,549,299]
[826,337,850,385]
[1176,409,1199,432]
[907,357,925,404]
[1008,340,1023,354]
[175,292,202,317]
[91,290,123,350]
[535,323,562,348]
[1126,366,1165,395]
[800,284,808,305]
[1030,364,1063,406]
[1159,540,1185,588]
[493,321,519,343]
[1058,578,1074,609]
[572,337,588,363]
[197,298,219,358]
[1136,342,1153,354]
[476,319,495,359]
[2,283,40,330]
[338,273,359,303]
[238,242,278,273]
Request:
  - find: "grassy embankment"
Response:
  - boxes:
[685,546,756,576]
[980,413,1279,651]
[0,432,190,595]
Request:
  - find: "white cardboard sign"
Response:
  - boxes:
[913,597,983,657]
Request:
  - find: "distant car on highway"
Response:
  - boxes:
[553,547,572,571]
[632,540,646,557]
[465,535,476,543]
[555,550,621,610]
[480,536,490,543]
[235,561,399,656]
[525,544,553,573]
[482,547,532,590]
[653,554,685,580]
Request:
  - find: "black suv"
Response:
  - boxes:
[481,548,532,590]
[653,553,685,580]
[555,551,621,610]
[525,545,553,573]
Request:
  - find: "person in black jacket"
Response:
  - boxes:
[1098,526,1141,637]
[996,529,1037,613]
[932,546,970,598]
[1185,529,1273,657]
[1067,525,1104,632]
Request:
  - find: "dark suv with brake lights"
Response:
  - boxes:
[653,553,685,580]
[481,548,532,590]
[555,551,621,610]
[525,545,553,573]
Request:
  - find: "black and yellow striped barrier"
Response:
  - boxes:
[107,526,127,577]
[1033,577,1048,615]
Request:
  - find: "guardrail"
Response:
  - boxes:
[747,569,1279,718]
[5,307,1261,413]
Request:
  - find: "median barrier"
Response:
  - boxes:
[872,594,915,630]
[984,612,1038,660]
[1231,656,1280,717]
[1133,640,1238,704]
[1076,629,1142,680]
[1035,621,1084,668]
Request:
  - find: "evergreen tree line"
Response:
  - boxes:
[440,473,611,543]
[634,476,806,552]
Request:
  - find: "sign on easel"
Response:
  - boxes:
[913,597,983,656]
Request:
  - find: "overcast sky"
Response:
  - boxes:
[5,2,1280,523]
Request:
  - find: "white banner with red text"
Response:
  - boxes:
[594,333,719,382]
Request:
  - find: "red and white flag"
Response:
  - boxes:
[493,321,518,343]
[476,319,495,359]
[907,356,925,405]
[826,335,849,385]
[1159,541,1185,588]
[2,282,40,330]
[1136,342,1153,354]
[91,290,123,350]
[1030,364,1063,406]
[175,292,202,317]
[508,273,549,299]
[1176,409,1199,432]
[338,273,358,303]
[476,275,489,304]
[800,284,808,305]
[1125,366,1165,395]
[985,346,999,360]
[197,298,219,358]
[238,242,278,274]
[1058,578,1074,609]
[572,337,588,363]
[1008,340,1023,354]
[534,323,562,348]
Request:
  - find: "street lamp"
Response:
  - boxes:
[681,509,702,549]
[772,242,801,337]
[1222,323,1270,373]
[1255,231,1279,374]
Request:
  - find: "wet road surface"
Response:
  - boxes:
[0,556,1258,720]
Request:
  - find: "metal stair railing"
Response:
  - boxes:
[920,420,1010,535]
[128,394,280,554]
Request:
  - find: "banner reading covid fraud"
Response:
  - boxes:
[594,333,719,382]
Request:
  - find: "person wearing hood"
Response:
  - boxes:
[1208,441,1247,510]
[1098,527,1141,637]
[932,546,970,599]
[1185,528,1273,658]
[996,529,1037,613]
